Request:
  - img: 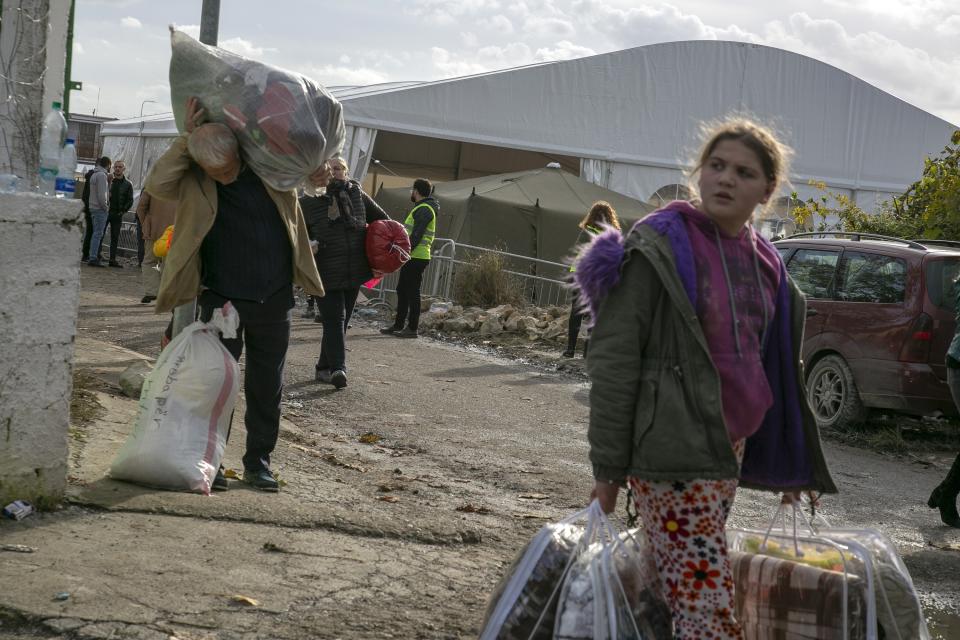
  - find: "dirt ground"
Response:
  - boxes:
[1,257,959,639]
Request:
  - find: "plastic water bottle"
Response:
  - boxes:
[55,138,77,198]
[38,101,67,195]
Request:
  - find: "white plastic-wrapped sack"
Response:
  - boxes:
[555,529,671,639]
[168,28,345,191]
[727,498,930,640]
[110,304,240,495]
[480,501,671,640]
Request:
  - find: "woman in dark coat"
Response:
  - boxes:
[563,201,621,358]
[300,159,387,389]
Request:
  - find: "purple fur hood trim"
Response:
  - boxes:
[572,225,627,323]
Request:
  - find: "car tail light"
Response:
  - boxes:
[899,313,934,362]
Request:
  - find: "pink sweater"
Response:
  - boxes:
[678,203,781,441]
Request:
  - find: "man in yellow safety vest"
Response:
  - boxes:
[381,178,439,338]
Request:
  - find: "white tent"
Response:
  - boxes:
[102,40,958,212]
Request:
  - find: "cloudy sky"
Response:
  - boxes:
[73,0,960,125]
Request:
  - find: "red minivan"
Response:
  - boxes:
[774,233,960,428]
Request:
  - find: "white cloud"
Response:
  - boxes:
[758,13,960,122]
[521,15,576,37]
[338,54,351,64]
[175,24,201,40]
[430,47,490,77]
[533,40,595,62]
[302,64,390,87]
[219,37,275,59]
[461,31,479,47]
[934,14,960,36]
[120,16,142,28]
[74,42,86,55]
[479,14,515,34]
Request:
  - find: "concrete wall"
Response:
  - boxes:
[0,192,83,507]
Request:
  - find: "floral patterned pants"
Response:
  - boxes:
[628,440,745,640]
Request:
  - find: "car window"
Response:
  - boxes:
[925,258,960,310]
[787,249,840,299]
[837,251,907,304]
[776,247,791,260]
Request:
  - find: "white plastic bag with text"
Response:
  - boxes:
[110,304,240,494]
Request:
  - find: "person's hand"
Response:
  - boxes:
[309,239,319,253]
[371,269,384,279]
[781,491,820,508]
[591,480,620,514]
[184,96,206,133]
[308,163,331,189]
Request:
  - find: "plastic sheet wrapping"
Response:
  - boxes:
[555,530,672,639]
[109,304,240,495]
[727,501,929,640]
[168,29,345,191]
[479,502,671,640]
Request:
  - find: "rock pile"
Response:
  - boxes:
[418,302,574,343]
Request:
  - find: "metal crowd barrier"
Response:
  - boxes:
[117,221,140,256]
[365,238,569,309]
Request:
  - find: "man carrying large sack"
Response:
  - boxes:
[147,96,324,492]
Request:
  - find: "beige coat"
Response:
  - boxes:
[135,190,177,241]
[146,133,324,313]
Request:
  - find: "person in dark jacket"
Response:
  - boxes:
[80,167,97,260]
[381,178,439,338]
[105,160,134,267]
[563,200,621,358]
[300,158,388,389]
[928,281,960,528]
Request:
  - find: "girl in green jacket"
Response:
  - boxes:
[577,117,835,639]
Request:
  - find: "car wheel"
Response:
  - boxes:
[806,354,866,429]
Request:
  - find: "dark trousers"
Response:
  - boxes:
[81,209,94,259]
[316,287,360,373]
[136,218,145,266]
[393,258,429,330]
[106,213,123,262]
[566,305,585,353]
[199,287,292,474]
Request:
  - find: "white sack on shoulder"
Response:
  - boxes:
[110,303,240,494]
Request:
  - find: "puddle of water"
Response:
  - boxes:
[928,609,960,639]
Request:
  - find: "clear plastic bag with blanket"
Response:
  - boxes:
[479,500,671,639]
[168,28,345,191]
[726,498,929,640]
[110,304,240,495]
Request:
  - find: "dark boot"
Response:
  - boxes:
[928,453,960,527]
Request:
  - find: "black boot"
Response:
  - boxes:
[927,453,960,527]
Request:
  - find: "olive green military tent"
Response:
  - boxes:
[373,165,656,266]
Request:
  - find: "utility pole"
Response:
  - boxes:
[199,0,220,46]
[172,0,221,338]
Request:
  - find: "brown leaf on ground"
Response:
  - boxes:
[223,468,241,479]
[359,432,382,444]
[378,495,400,503]
[321,454,367,473]
[518,493,549,500]
[230,595,260,607]
[456,504,492,515]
